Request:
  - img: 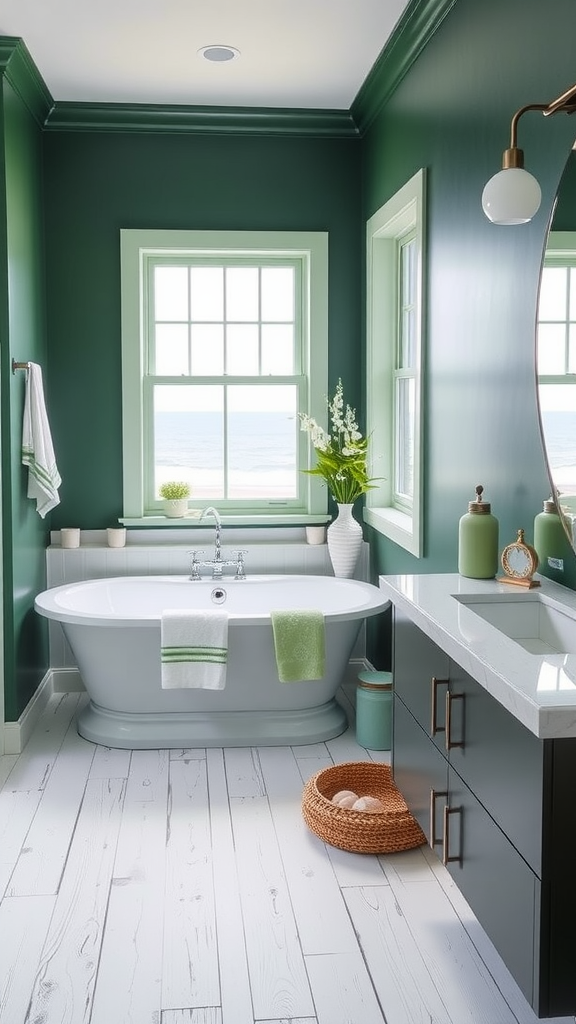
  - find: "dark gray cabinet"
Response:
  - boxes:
[392,607,576,1018]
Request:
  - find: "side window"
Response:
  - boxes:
[120,230,328,522]
[364,170,426,556]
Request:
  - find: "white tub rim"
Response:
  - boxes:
[35,574,390,628]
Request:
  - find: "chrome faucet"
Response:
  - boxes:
[200,506,222,558]
[192,506,247,580]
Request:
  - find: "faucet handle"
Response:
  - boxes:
[187,549,205,580]
[232,549,248,580]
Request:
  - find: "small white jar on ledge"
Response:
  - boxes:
[107,527,127,548]
[306,525,327,545]
[60,528,80,549]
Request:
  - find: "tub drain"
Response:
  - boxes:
[211,587,227,604]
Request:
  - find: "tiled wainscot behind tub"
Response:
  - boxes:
[45,527,370,682]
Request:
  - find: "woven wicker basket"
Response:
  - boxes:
[302,761,426,854]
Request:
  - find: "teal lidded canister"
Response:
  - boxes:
[356,670,393,750]
[458,484,499,579]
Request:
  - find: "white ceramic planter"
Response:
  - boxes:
[163,498,189,518]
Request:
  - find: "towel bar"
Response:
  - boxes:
[12,360,31,374]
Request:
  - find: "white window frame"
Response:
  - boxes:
[364,169,425,556]
[120,229,328,524]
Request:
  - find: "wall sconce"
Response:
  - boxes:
[482,82,576,225]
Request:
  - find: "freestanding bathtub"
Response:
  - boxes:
[35,574,390,749]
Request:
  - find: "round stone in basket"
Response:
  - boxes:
[302,761,426,854]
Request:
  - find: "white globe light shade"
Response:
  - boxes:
[481,167,542,225]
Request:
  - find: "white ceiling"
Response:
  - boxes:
[0,0,411,110]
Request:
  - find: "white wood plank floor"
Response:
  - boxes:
[0,688,573,1024]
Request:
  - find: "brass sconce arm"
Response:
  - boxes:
[503,104,549,169]
[543,81,576,117]
[483,81,576,225]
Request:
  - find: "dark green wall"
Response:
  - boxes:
[361,0,576,591]
[4,0,576,717]
[42,131,362,528]
[1,71,50,719]
[552,151,576,230]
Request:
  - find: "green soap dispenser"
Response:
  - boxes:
[458,484,499,579]
[534,497,571,580]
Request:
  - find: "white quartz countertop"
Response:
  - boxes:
[379,573,576,739]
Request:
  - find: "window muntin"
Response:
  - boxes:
[120,229,328,522]
[393,233,417,510]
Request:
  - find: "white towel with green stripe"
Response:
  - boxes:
[161,609,228,689]
[21,362,61,518]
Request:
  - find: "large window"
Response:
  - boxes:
[364,170,425,555]
[120,230,328,522]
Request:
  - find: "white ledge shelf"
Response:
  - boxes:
[119,514,331,527]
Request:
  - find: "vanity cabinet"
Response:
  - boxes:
[392,607,576,1018]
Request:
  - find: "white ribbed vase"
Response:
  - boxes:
[327,503,363,578]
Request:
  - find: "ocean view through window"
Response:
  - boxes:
[153,402,299,500]
[121,229,329,521]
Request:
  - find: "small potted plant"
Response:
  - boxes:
[159,480,191,518]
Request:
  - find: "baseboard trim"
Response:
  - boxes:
[50,668,86,694]
[3,671,53,755]
[4,669,86,755]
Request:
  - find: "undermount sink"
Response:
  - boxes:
[454,592,576,655]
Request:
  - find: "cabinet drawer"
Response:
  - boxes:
[394,696,538,1009]
[393,608,449,750]
[448,766,539,1009]
[449,660,544,876]
[393,696,447,846]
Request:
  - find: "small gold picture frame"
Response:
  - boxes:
[497,528,540,588]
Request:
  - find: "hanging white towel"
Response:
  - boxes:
[161,609,228,689]
[21,362,61,518]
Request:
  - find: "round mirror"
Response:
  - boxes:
[537,147,576,551]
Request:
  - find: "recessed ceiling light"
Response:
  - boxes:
[198,45,240,63]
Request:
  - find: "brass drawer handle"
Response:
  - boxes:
[430,676,449,736]
[429,788,447,848]
[442,804,462,865]
[445,691,465,751]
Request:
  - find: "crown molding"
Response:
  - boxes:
[44,101,360,138]
[0,37,53,126]
[351,0,459,134]
[3,0,457,138]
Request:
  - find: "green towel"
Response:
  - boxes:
[271,609,325,682]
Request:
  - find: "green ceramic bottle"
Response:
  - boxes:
[458,484,499,579]
[534,497,571,581]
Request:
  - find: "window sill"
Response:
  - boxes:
[119,514,331,528]
[363,505,421,557]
